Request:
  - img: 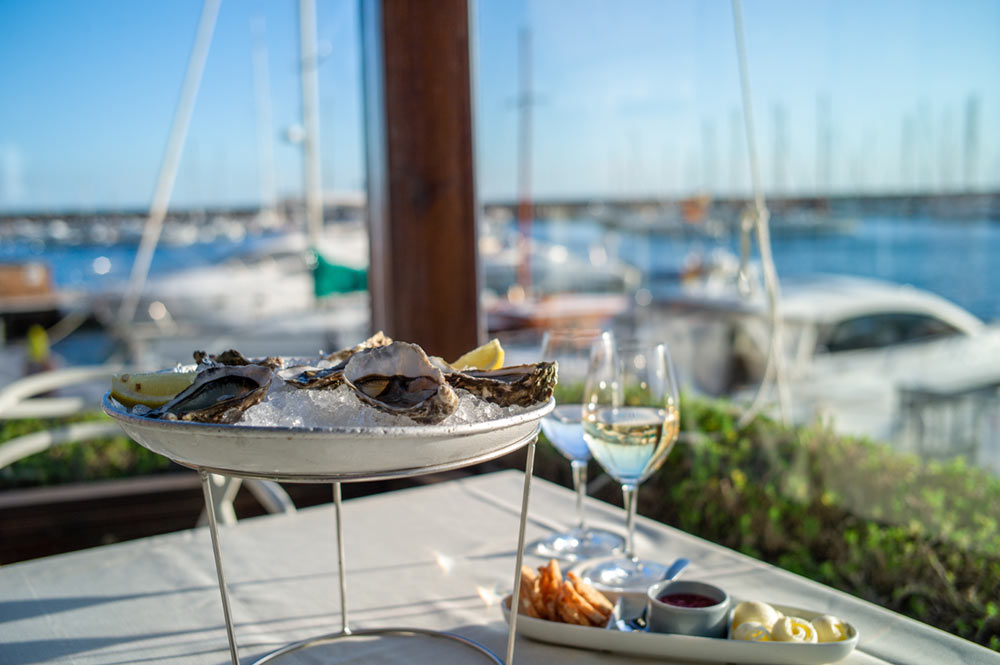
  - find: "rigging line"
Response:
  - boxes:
[117,0,222,327]
[731,0,790,425]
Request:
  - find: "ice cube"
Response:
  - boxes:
[239,381,534,428]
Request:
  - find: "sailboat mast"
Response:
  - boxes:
[299,0,323,248]
[515,27,533,293]
[963,95,980,192]
[772,103,787,194]
[816,94,831,194]
[252,16,278,225]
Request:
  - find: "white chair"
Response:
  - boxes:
[0,365,295,526]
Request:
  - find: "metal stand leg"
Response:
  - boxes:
[333,481,351,635]
[194,430,542,665]
[249,471,514,665]
[200,469,242,665]
[505,436,537,665]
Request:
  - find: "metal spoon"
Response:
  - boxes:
[661,557,690,582]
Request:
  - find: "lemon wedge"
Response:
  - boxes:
[110,371,197,408]
[449,338,505,371]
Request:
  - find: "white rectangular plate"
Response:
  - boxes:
[502,596,858,664]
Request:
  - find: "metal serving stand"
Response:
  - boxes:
[103,395,553,665]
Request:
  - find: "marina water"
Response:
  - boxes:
[4,214,1000,322]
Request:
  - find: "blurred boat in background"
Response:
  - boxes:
[109,222,367,329]
[0,213,643,373]
[641,267,1000,471]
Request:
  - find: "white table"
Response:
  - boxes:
[1,470,996,664]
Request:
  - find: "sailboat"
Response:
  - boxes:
[484,28,640,333]
[80,0,372,367]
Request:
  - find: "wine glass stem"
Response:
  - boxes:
[621,482,638,561]
[570,459,588,531]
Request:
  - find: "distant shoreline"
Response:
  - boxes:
[1,190,999,222]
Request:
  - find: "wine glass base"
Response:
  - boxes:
[527,527,624,562]
[580,556,669,592]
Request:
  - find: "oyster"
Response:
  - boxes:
[194,349,282,370]
[342,341,458,424]
[148,365,273,424]
[286,365,346,390]
[447,362,557,407]
[324,331,393,364]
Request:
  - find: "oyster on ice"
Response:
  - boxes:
[324,331,393,364]
[447,362,557,407]
[148,365,273,424]
[283,331,395,390]
[286,365,346,390]
[342,341,458,424]
[194,349,282,370]
[278,332,398,390]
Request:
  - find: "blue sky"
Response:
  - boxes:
[1,0,998,212]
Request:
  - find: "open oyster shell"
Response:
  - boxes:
[342,341,458,424]
[285,365,346,390]
[194,349,282,370]
[447,362,557,407]
[148,365,273,424]
[281,332,399,390]
[324,331,393,364]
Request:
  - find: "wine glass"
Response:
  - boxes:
[580,335,681,590]
[528,329,625,561]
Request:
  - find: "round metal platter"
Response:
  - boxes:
[102,394,553,482]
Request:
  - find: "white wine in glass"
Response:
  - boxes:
[580,335,681,590]
[583,406,679,486]
[529,329,625,561]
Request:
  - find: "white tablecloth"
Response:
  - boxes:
[1,470,996,664]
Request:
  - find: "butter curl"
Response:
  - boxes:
[812,614,849,642]
[731,601,783,631]
[732,621,772,641]
[771,616,818,643]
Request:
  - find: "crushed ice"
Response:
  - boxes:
[238,379,530,429]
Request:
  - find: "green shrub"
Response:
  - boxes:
[0,413,173,489]
[534,396,1000,652]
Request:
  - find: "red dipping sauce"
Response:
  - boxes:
[657,592,720,608]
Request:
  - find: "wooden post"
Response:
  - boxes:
[361,0,483,360]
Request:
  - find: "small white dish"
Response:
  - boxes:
[645,579,731,638]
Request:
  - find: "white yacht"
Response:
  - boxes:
[646,273,1000,470]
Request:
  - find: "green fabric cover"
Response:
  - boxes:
[311,249,367,297]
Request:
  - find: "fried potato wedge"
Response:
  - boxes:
[517,566,540,618]
[568,571,614,619]
[513,559,614,628]
[560,577,606,626]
